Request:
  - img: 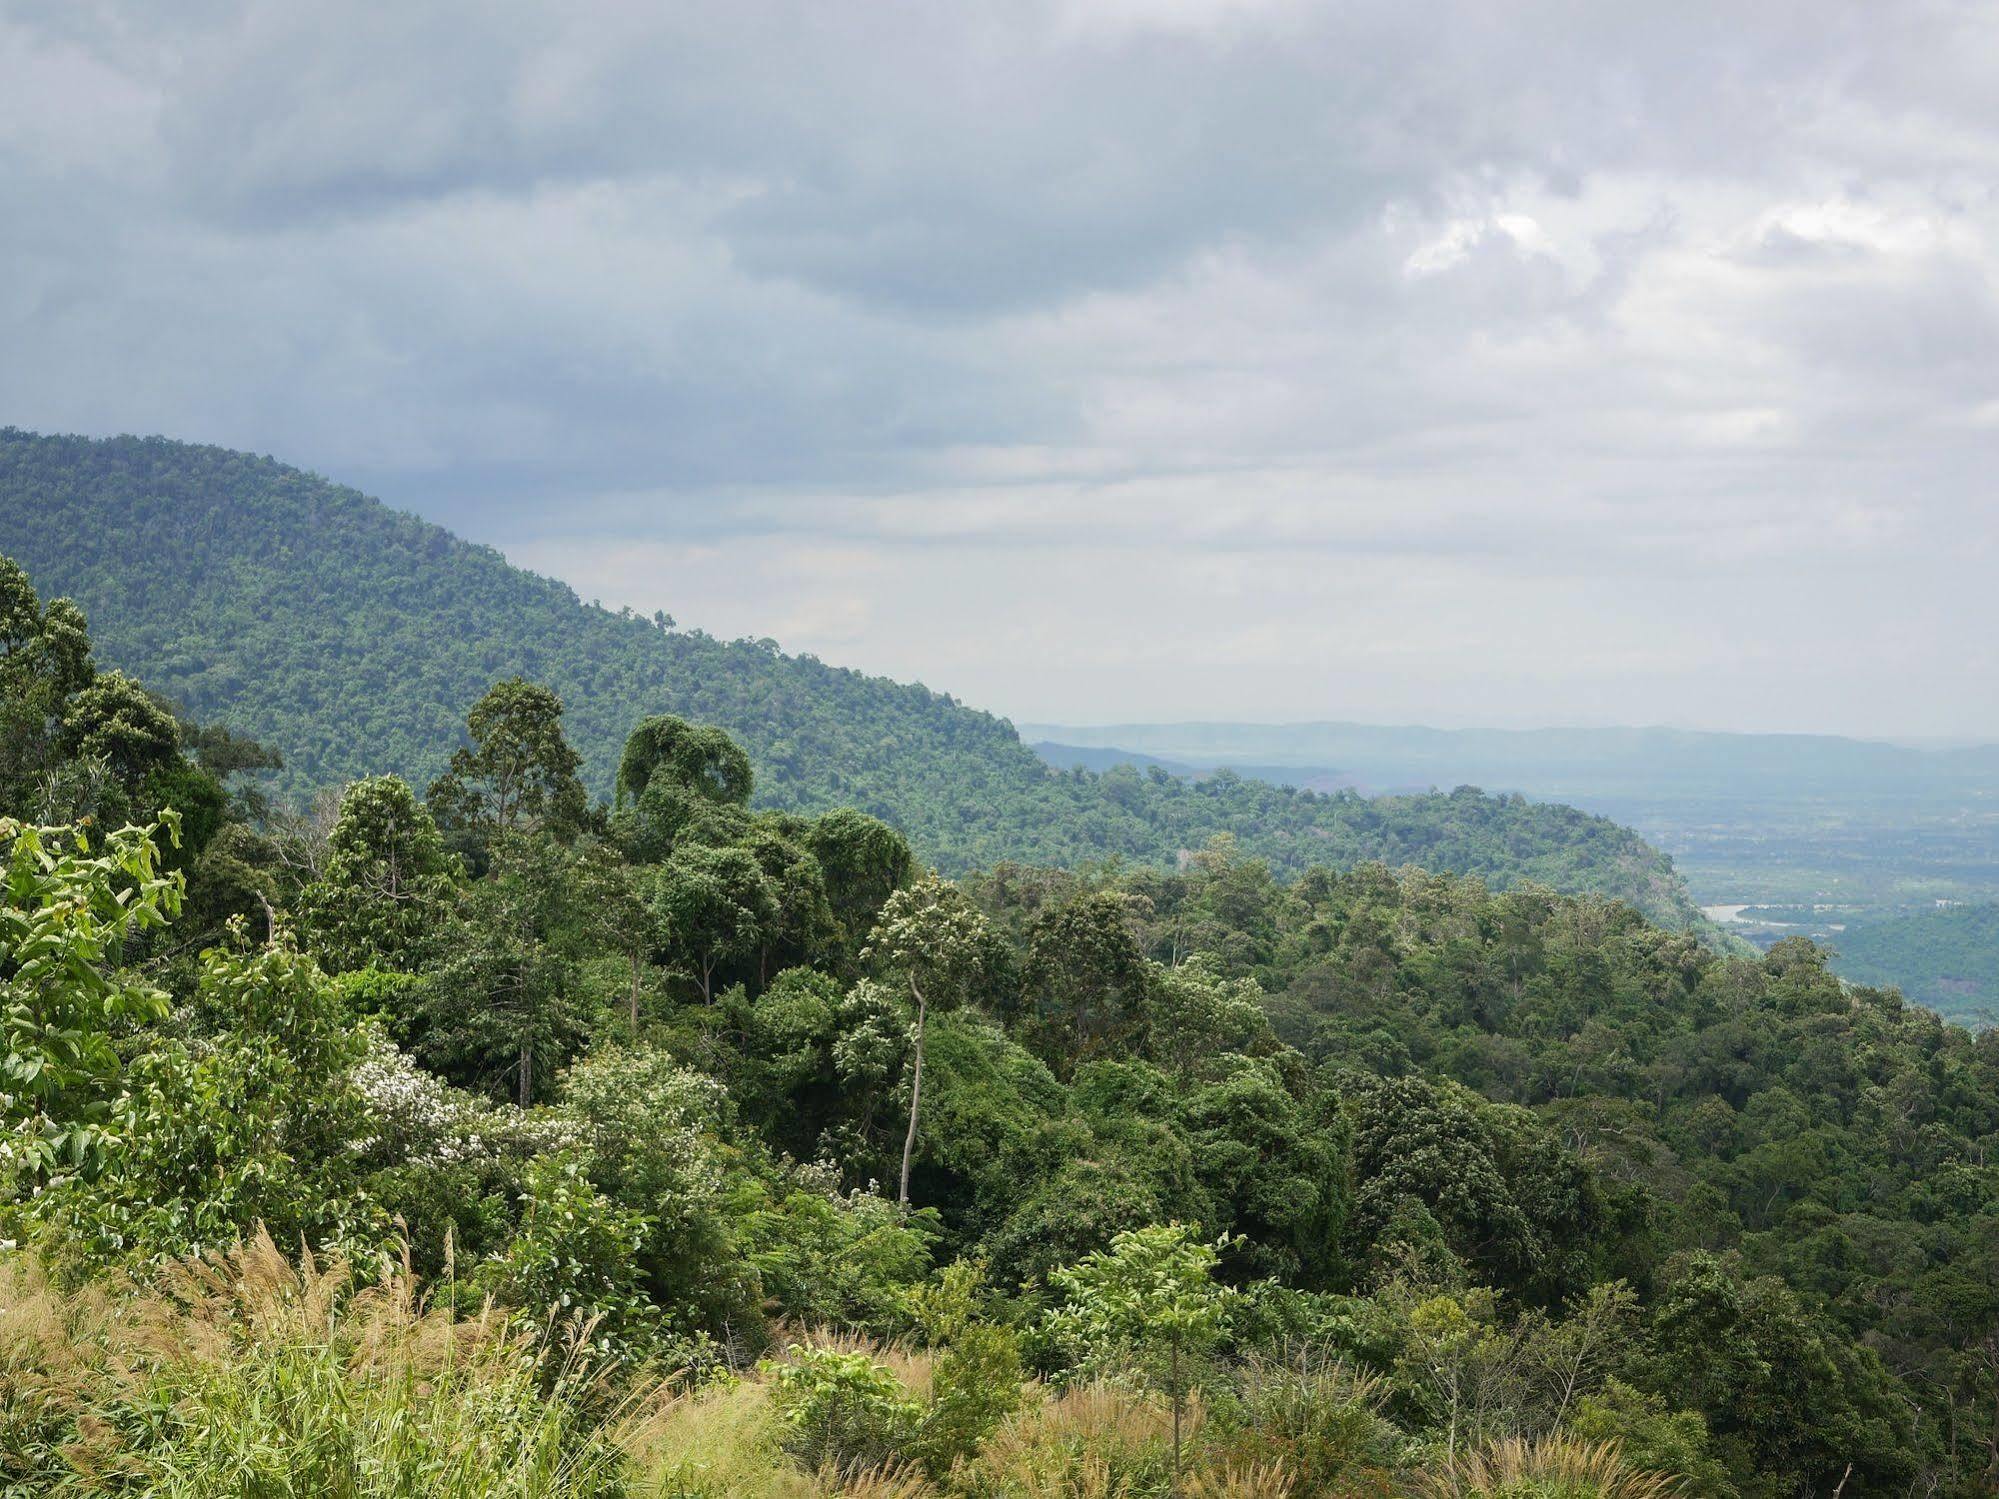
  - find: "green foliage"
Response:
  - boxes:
[416,832,592,1104]
[1645,1251,1917,1493]
[300,775,459,973]
[1829,900,1999,1026]
[766,1345,924,1479]
[477,1151,669,1365]
[905,1261,1025,1473]
[0,552,96,817]
[428,676,589,853]
[1047,1223,1238,1373]
[648,843,781,1003]
[1045,1222,1239,1487]
[25,928,376,1266]
[618,713,755,810]
[0,815,180,1184]
[1212,1353,1402,1494]
[1,530,1996,1493]
[560,1045,758,1336]
[740,1171,935,1335]
[1343,1073,1608,1301]
[866,875,1007,1204]
[1571,1380,1736,1499]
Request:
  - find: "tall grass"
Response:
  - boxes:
[0,1232,628,1497]
[2,1250,1688,1499]
[1414,1434,1685,1499]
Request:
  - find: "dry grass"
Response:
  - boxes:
[951,1381,1181,1498]
[1184,1457,1295,1498]
[625,1376,821,1498]
[1415,1435,1685,1499]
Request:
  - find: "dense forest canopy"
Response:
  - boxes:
[0,428,1704,929]
[2,548,1995,1498]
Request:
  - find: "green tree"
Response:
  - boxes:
[616,714,753,809]
[426,677,587,850]
[1021,888,1152,1063]
[804,807,913,964]
[59,671,180,792]
[740,817,839,985]
[865,875,1002,1205]
[0,553,94,813]
[1045,1222,1239,1493]
[31,923,375,1264]
[1643,1251,1917,1493]
[647,842,779,1004]
[301,776,460,973]
[417,834,587,1105]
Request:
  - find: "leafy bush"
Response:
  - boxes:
[1212,1354,1401,1494]
[476,1152,670,1368]
[766,1345,925,1479]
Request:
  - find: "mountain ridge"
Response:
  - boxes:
[1,426,1703,926]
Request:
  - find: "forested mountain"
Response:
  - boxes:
[0,428,1702,926]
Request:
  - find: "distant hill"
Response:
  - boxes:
[1025,718,1999,918]
[0,428,1703,925]
[1031,741,1363,794]
[1830,903,1999,1027]
[1020,719,1999,800]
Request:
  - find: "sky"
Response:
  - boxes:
[4,1,1999,739]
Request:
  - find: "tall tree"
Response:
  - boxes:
[0,553,94,813]
[740,816,839,985]
[1021,888,1152,1063]
[416,832,587,1105]
[616,714,753,809]
[805,808,914,967]
[614,715,756,862]
[427,677,587,851]
[864,875,1001,1205]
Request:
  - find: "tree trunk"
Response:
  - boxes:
[517,1039,533,1107]
[628,951,642,1032]
[898,977,928,1206]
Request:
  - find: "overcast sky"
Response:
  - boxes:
[5,1,1998,738]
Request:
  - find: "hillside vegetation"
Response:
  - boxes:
[3,564,1995,1497]
[0,428,1702,926]
[1831,903,1999,1025]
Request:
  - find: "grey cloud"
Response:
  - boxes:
[4,0,1999,733]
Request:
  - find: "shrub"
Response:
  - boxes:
[1213,1353,1400,1494]
[956,1383,1180,1497]
[767,1345,925,1479]
[477,1152,670,1369]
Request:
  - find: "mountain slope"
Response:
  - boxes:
[1830,903,1999,1026]
[0,428,1702,924]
